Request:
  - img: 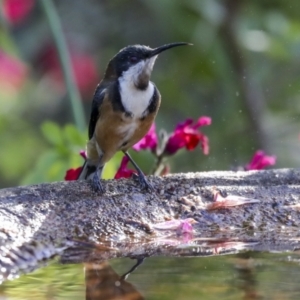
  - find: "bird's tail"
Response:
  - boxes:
[78,161,99,180]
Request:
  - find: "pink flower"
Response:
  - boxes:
[245,150,276,171]
[2,0,35,25]
[133,123,157,151]
[65,167,83,181]
[0,50,27,90]
[114,156,137,179]
[79,150,87,160]
[152,218,197,234]
[165,116,211,155]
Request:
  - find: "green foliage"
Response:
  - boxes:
[0,115,47,187]
[0,262,85,299]
[22,122,85,184]
[22,122,121,184]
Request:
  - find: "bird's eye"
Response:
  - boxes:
[130,56,138,63]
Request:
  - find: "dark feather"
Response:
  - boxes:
[146,85,160,114]
[88,81,129,139]
[109,81,126,113]
[88,84,106,139]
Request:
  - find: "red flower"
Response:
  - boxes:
[2,0,35,25]
[114,156,137,179]
[38,45,100,97]
[65,167,83,181]
[165,116,211,155]
[71,54,100,96]
[245,150,276,170]
[133,123,157,151]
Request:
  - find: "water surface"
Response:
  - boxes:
[1,251,300,299]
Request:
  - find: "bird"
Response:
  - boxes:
[78,42,191,193]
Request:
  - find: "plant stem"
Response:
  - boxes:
[40,0,86,131]
[218,0,269,151]
[152,154,165,176]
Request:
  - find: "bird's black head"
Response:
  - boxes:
[105,42,191,89]
[113,45,152,77]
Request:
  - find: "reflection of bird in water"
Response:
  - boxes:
[85,262,144,300]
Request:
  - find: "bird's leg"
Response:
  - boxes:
[123,151,154,191]
[92,164,105,193]
[121,258,145,280]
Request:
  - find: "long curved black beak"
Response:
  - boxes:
[149,42,192,57]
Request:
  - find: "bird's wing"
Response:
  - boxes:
[88,83,107,139]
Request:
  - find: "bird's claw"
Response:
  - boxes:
[91,171,105,193]
[132,173,154,192]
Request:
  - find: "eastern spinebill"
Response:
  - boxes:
[79,42,191,192]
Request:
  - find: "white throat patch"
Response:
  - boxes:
[118,58,156,118]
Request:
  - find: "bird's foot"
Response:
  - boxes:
[91,171,105,193]
[132,172,154,192]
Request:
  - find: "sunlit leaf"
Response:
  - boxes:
[63,124,86,146]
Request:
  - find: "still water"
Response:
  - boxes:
[1,252,300,299]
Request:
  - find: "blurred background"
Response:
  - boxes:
[0,0,299,189]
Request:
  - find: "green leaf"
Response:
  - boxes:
[102,152,123,179]
[47,160,69,181]
[21,150,60,184]
[41,121,64,146]
[63,124,86,146]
